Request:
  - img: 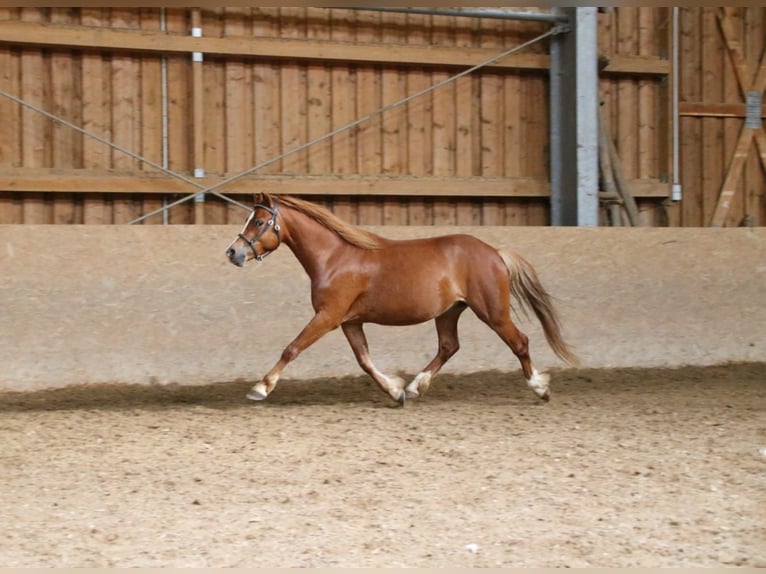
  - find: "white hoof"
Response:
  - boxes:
[526,369,550,402]
[406,371,432,399]
[246,382,268,401]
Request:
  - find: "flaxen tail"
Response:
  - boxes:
[499,250,579,366]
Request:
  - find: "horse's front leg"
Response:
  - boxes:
[341,322,406,406]
[247,312,338,401]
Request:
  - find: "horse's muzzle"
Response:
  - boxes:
[226,246,247,267]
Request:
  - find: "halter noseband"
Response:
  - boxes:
[238,200,281,262]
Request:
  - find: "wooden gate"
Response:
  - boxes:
[678,6,765,227]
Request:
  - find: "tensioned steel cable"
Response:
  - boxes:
[0,24,565,224]
[0,87,251,212]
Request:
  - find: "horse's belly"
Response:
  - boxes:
[351,277,460,325]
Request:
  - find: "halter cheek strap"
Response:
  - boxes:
[238,200,281,262]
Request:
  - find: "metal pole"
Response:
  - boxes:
[344,7,567,24]
[549,8,564,226]
[574,7,599,227]
[549,8,599,227]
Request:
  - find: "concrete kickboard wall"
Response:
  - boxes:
[1,225,764,392]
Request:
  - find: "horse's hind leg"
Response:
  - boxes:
[487,317,550,401]
[405,303,466,399]
[470,289,550,402]
[341,322,406,405]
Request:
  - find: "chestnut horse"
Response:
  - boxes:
[226,193,577,405]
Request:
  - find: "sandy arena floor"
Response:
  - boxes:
[0,363,764,567]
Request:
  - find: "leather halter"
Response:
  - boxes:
[238,200,281,262]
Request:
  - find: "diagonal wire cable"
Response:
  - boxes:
[129,25,563,224]
[0,87,251,212]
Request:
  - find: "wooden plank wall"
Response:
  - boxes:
[0,7,747,226]
[598,7,669,227]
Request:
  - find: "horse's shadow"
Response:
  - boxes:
[0,371,541,412]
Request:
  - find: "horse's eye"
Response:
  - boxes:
[254,220,265,227]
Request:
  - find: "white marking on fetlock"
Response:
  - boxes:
[386,375,406,402]
[526,368,550,401]
[246,382,269,401]
[406,371,432,398]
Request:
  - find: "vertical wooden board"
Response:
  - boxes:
[50,8,79,223]
[656,7,672,187]
[109,8,141,223]
[382,197,407,225]
[330,196,356,225]
[505,199,528,226]
[80,8,109,223]
[526,200,550,226]
[279,8,308,174]
[19,8,50,223]
[720,8,745,227]
[455,19,480,180]
[379,19,408,222]
[637,8,659,181]
[252,8,280,175]
[0,17,22,226]
[502,18,528,225]
[615,7,639,182]
[215,8,251,224]
[455,199,480,225]
[478,21,503,179]
[352,9,385,222]
[198,6,225,224]
[380,12,408,179]
[430,14,456,225]
[0,194,22,224]
[405,13,432,178]
[599,8,617,170]
[330,10,364,222]
[503,22,522,179]
[355,9,382,177]
[404,11,432,225]
[679,8,703,226]
[137,8,164,224]
[165,9,192,223]
[0,11,22,174]
[357,196,384,225]
[305,7,332,176]
[700,8,724,227]
[329,9,356,177]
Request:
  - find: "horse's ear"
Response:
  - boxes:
[254,192,273,208]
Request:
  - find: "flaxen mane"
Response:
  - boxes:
[277,195,385,250]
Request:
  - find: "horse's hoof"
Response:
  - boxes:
[539,390,550,402]
[395,390,406,407]
[405,388,420,399]
[247,384,268,401]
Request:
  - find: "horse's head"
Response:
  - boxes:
[226,194,282,267]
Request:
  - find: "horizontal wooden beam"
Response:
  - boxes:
[0,170,548,197]
[680,101,766,118]
[0,20,669,75]
[0,169,670,198]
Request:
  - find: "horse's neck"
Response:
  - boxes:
[281,208,349,278]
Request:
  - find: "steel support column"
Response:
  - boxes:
[550,7,599,226]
